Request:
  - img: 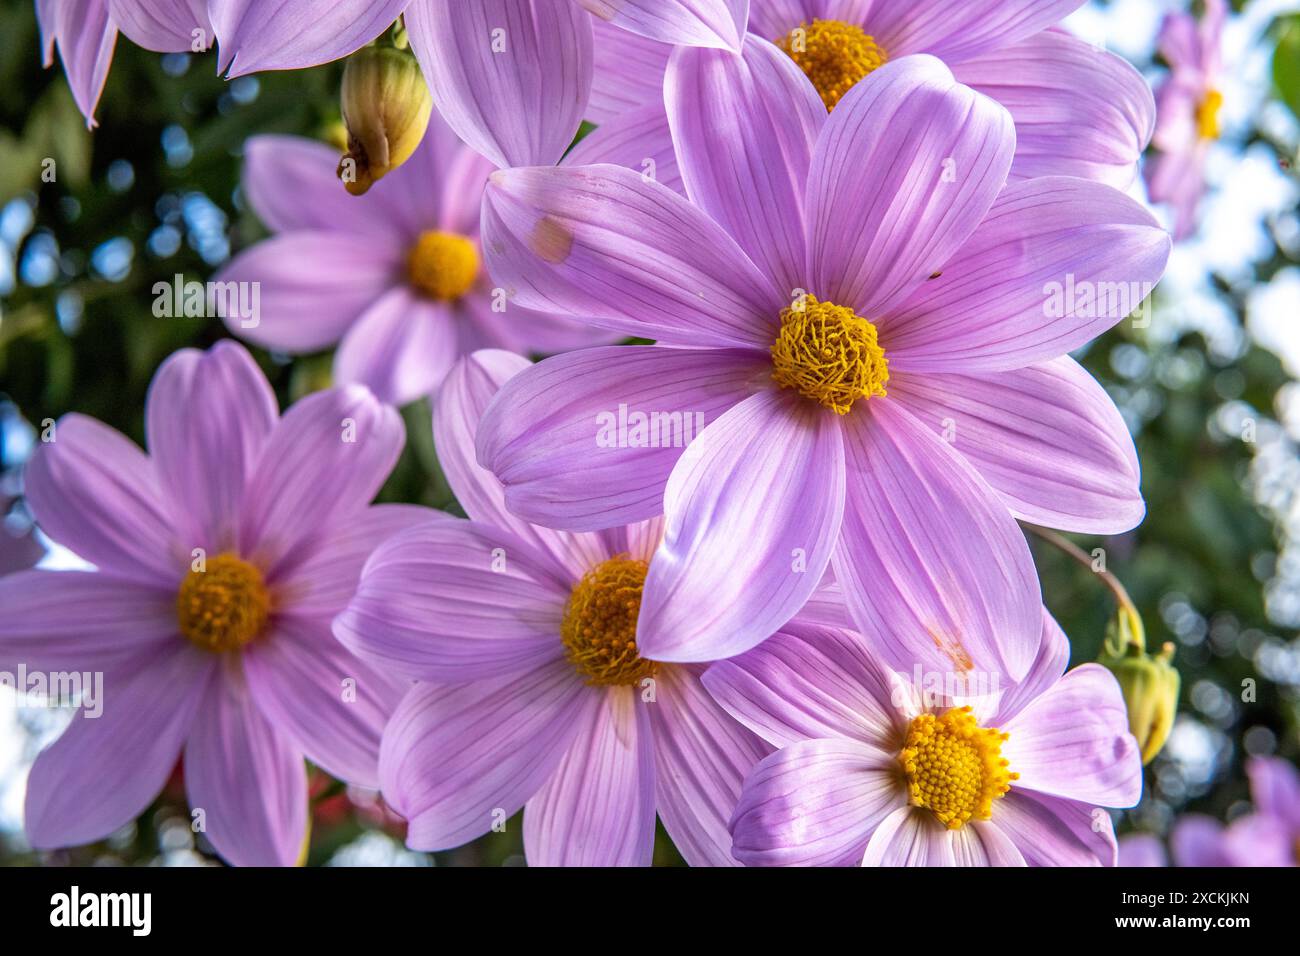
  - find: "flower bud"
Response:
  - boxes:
[337,46,432,196]
[1100,635,1180,765]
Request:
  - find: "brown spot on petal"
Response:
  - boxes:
[529,216,574,265]
[581,1,618,23]
[929,627,974,672]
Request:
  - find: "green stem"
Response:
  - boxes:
[1024,524,1145,652]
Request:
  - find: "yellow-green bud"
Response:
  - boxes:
[1100,638,1180,765]
[337,46,432,196]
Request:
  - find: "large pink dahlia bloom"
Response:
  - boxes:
[477,52,1171,677]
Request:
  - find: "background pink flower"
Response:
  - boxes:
[0,341,414,865]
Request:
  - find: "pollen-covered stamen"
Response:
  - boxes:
[177,553,270,653]
[1196,89,1224,140]
[561,556,657,687]
[776,19,887,112]
[406,230,479,301]
[898,706,1018,830]
[770,294,888,414]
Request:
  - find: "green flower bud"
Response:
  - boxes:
[1100,635,1180,766]
[337,46,432,196]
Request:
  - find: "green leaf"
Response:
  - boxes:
[1274,16,1300,124]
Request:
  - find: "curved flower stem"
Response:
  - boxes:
[1023,524,1146,653]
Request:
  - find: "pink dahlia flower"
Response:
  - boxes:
[706,613,1143,865]
[334,350,778,866]
[37,0,215,126]
[477,53,1171,675]
[1144,0,1227,240]
[588,0,1156,188]
[215,116,623,407]
[0,341,417,866]
[210,0,747,169]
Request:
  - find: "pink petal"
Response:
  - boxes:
[433,350,584,567]
[1119,833,1168,868]
[833,398,1043,685]
[648,665,771,866]
[995,790,1119,866]
[482,164,783,348]
[861,805,955,866]
[865,0,1085,64]
[562,102,684,196]
[273,503,437,618]
[108,0,214,52]
[380,661,596,851]
[887,357,1144,534]
[244,616,406,789]
[433,349,532,530]
[524,686,657,866]
[49,0,116,127]
[405,0,593,169]
[578,0,749,51]
[333,517,570,683]
[25,644,213,849]
[1170,814,1229,867]
[702,623,906,749]
[240,134,415,241]
[986,608,1070,726]
[1003,664,1143,808]
[184,664,308,866]
[24,414,181,586]
[213,0,407,76]
[639,389,845,662]
[953,29,1155,188]
[806,54,1014,319]
[952,821,1026,865]
[0,570,178,673]
[587,16,670,123]
[746,0,820,40]
[665,36,824,296]
[333,288,459,406]
[452,286,626,356]
[215,231,404,353]
[145,341,277,554]
[239,386,404,579]
[476,344,769,532]
[882,176,1170,372]
[1246,756,1300,831]
[732,738,901,866]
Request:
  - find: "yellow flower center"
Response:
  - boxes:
[560,556,657,687]
[1196,89,1223,140]
[776,19,887,112]
[176,553,270,653]
[770,294,888,414]
[406,230,479,301]
[898,706,1018,830]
